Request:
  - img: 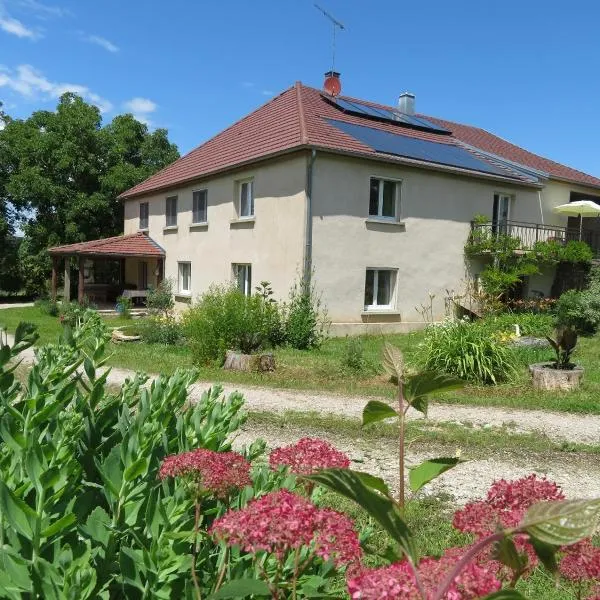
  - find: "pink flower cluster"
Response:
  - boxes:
[210,489,361,568]
[559,540,600,582]
[268,437,351,475]
[453,474,565,536]
[347,547,501,599]
[158,448,251,498]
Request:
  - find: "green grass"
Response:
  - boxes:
[3,306,600,415]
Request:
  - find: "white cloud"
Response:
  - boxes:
[83,33,119,53]
[18,0,70,18]
[0,64,113,113]
[0,13,37,37]
[261,89,273,96]
[123,96,157,125]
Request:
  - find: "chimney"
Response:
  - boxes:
[398,92,415,115]
[323,71,341,97]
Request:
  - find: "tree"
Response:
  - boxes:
[0,94,179,295]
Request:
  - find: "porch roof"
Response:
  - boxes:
[48,232,165,258]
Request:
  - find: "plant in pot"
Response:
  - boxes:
[529,326,584,391]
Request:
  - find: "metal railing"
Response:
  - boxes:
[470,220,600,257]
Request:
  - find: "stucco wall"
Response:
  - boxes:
[123,154,307,308]
[310,154,539,330]
[539,180,600,227]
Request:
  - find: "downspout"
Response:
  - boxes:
[538,190,544,225]
[304,149,317,286]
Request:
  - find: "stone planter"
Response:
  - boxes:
[111,328,141,343]
[529,362,584,391]
[223,350,275,373]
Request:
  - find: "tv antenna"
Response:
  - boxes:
[314,3,345,72]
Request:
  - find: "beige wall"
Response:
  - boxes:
[123,154,307,309]
[310,154,540,331]
[539,180,600,227]
[123,258,159,289]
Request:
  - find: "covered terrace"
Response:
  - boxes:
[48,233,165,305]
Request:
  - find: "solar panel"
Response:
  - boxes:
[327,119,506,177]
[330,97,451,134]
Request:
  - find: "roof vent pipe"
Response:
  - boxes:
[398,92,415,115]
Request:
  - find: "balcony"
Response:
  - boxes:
[468,220,600,258]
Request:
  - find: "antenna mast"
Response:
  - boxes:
[314,3,345,72]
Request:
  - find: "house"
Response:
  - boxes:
[48,73,600,334]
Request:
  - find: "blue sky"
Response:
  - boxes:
[1,0,599,176]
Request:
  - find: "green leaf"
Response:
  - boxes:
[352,471,391,496]
[521,499,600,546]
[81,507,111,547]
[83,357,95,382]
[304,468,417,563]
[14,322,37,346]
[404,372,464,416]
[40,467,60,491]
[409,457,462,492]
[0,547,32,592]
[362,400,398,427]
[123,456,148,482]
[493,536,526,574]
[41,512,76,539]
[0,345,10,367]
[529,536,558,574]
[482,592,528,599]
[0,480,34,540]
[0,416,25,452]
[209,579,271,599]
[382,342,404,381]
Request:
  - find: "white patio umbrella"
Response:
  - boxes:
[552,200,600,240]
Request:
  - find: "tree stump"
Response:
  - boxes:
[529,362,584,391]
[223,350,275,372]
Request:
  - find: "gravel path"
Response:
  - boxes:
[0,302,34,310]
[233,422,600,505]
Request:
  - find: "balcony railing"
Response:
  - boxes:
[469,220,600,258]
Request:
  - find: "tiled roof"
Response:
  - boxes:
[48,232,165,257]
[119,83,600,199]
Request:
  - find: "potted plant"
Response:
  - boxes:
[529,326,584,391]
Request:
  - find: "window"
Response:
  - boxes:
[178,262,191,295]
[166,196,178,227]
[139,202,149,230]
[369,178,399,219]
[492,193,511,234]
[233,264,252,296]
[364,269,396,310]
[193,190,208,223]
[238,180,254,218]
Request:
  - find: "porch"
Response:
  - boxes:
[470,220,600,258]
[48,233,165,304]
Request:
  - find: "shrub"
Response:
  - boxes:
[340,336,377,375]
[115,295,132,318]
[139,314,183,345]
[147,278,175,316]
[533,239,594,264]
[480,311,555,338]
[183,284,283,364]
[35,298,59,316]
[284,277,329,350]
[419,318,518,384]
[555,288,600,335]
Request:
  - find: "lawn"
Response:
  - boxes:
[3,305,600,414]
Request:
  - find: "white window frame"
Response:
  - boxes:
[369,176,401,220]
[364,268,397,311]
[493,193,512,223]
[237,179,254,218]
[233,263,252,296]
[178,261,191,295]
[139,202,149,230]
[192,189,208,224]
[166,195,178,227]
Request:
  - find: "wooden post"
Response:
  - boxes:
[78,256,85,304]
[157,258,164,286]
[51,256,58,302]
[64,258,71,302]
[120,258,126,287]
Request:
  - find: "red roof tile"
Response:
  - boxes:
[48,232,165,257]
[119,83,600,199]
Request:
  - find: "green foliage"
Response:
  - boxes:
[0,319,252,597]
[115,295,132,318]
[545,326,578,369]
[0,95,179,295]
[139,314,183,345]
[35,298,59,317]
[284,277,329,350]
[340,336,376,375]
[479,311,555,338]
[555,288,600,335]
[420,319,519,384]
[532,239,594,264]
[479,260,539,302]
[183,284,284,364]
[146,278,175,317]
[408,458,463,493]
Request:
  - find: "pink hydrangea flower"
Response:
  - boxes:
[210,489,361,568]
[559,540,600,581]
[158,449,251,498]
[347,547,501,599]
[269,437,350,475]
